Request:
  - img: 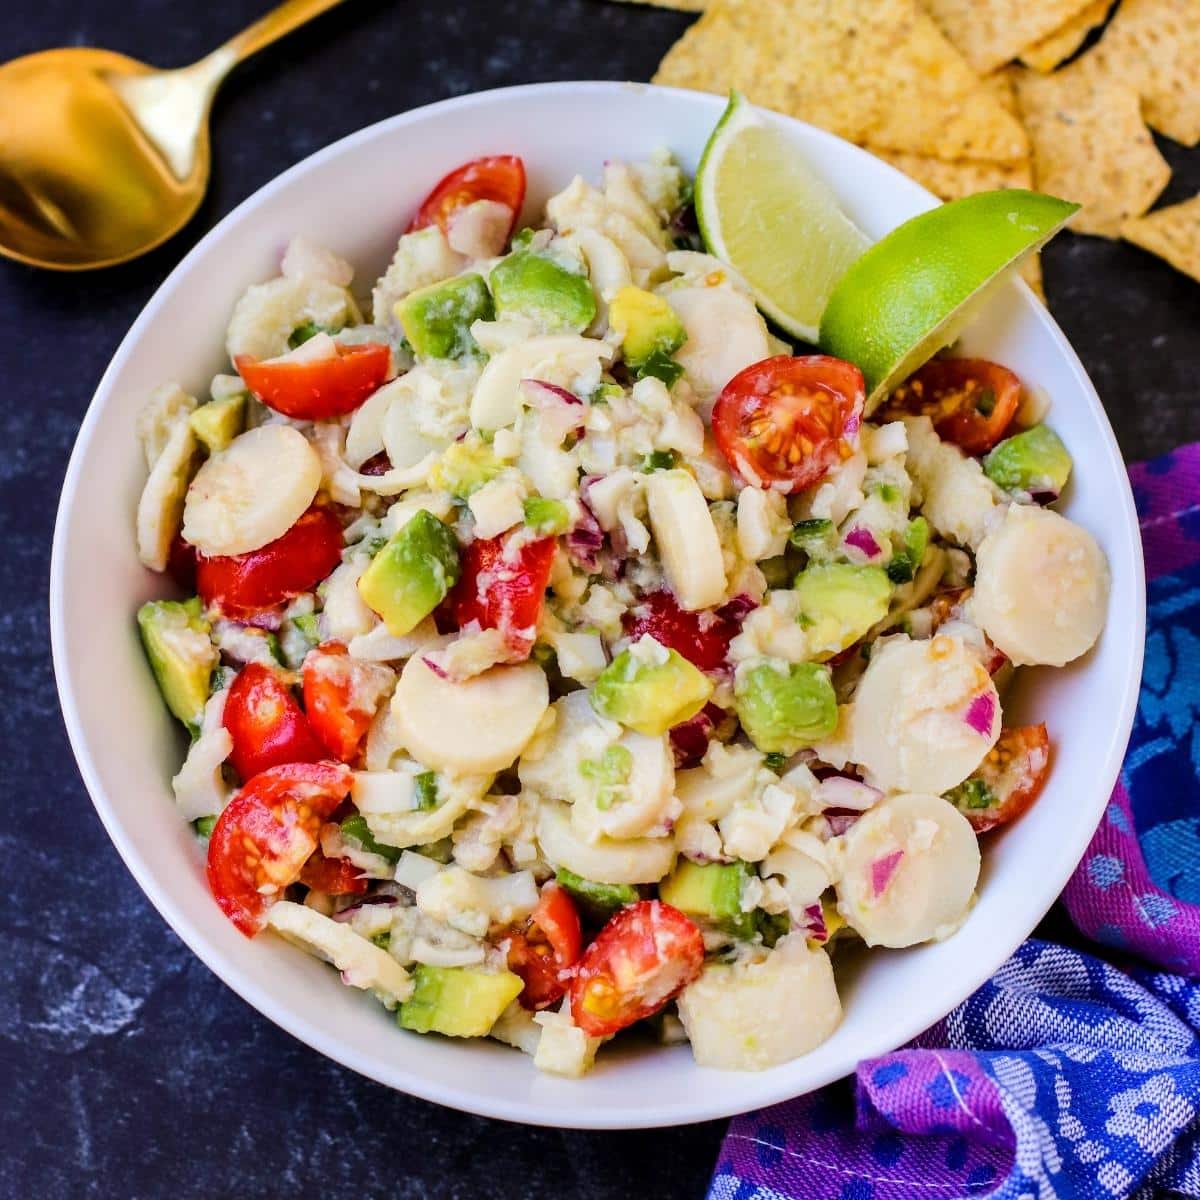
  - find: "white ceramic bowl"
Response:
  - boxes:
[51,81,1144,1128]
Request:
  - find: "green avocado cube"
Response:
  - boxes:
[794,562,892,653]
[609,286,686,370]
[357,509,461,636]
[984,424,1073,498]
[734,660,837,755]
[396,273,494,360]
[589,636,714,736]
[489,250,596,332]
[188,394,245,454]
[398,965,524,1037]
[659,860,757,939]
[137,597,218,734]
[555,868,639,921]
[429,437,503,498]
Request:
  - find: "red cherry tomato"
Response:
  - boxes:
[298,842,368,896]
[196,507,343,619]
[451,533,556,661]
[302,641,391,763]
[507,884,583,1011]
[223,662,327,782]
[569,900,704,1037]
[408,155,525,239]
[235,342,390,421]
[950,724,1051,833]
[167,533,198,590]
[206,762,352,934]
[712,355,865,494]
[622,591,741,672]
[884,358,1020,456]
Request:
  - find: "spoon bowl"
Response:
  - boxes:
[0,0,343,271]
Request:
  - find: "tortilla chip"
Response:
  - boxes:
[653,0,1028,163]
[874,150,1033,201]
[1013,61,1171,238]
[610,0,707,8]
[1019,0,1113,71]
[1017,253,1045,301]
[919,0,1098,73]
[1121,194,1200,281]
[981,71,1019,117]
[1091,0,1200,146]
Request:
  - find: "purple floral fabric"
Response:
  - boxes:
[710,446,1200,1200]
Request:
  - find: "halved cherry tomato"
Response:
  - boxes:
[569,900,704,1037]
[408,155,525,240]
[206,761,352,934]
[302,641,391,763]
[928,587,1008,675]
[235,342,390,421]
[949,724,1050,833]
[712,355,865,494]
[623,591,744,672]
[196,506,343,619]
[223,662,326,782]
[298,843,368,896]
[883,358,1020,456]
[451,533,556,661]
[167,533,198,590]
[507,884,583,1011]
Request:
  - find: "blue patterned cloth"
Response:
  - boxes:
[710,446,1200,1199]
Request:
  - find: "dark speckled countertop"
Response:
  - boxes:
[3,2,1198,1196]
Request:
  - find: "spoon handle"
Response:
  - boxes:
[220,0,349,65]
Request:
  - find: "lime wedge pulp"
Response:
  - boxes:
[819,189,1079,410]
[695,91,870,344]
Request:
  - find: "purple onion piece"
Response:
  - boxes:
[870,850,905,898]
[963,692,996,736]
[669,706,717,767]
[716,593,759,625]
[520,378,582,406]
[843,525,882,559]
[421,655,449,680]
[566,500,605,573]
[803,902,828,943]
[332,895,401,922]
[816,775,882,812]
[824,810,861,837]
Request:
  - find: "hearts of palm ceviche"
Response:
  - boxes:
[134,105,1109,1077]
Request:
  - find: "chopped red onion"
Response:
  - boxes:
[803,902,829,943]
[421,655,449,680]
[843,525,882,559]
[669,704,720,767]
[520,378,582,406]
[566,496,605,573]
[331,894,401,922]
[716,593,759,624]
[870,849,905,898]
[963,692,996,736]
[824,810,861,837]
[815,775,882,812]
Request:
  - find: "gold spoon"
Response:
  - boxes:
[0,0,346,271]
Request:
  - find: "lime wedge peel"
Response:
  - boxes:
[818,189,1079,411]
[695,91,871,344]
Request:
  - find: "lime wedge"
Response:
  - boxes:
[819,189,1079,411]
[695,91,870,344]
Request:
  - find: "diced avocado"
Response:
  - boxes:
[489,250,596,332]
[589,636,714,736]
[886,516,930,585]
[395,273,494,360]
[398,964,524,1037]
[430,437,503,498]
[137,598,218,734]
[984,424,1073,498]
[510,227,536,251]
[341,813,402,864]
[523,496,570,536]
[188,394,245,454]
[555,868,639,921]
[357,509,461,635]
[794,562,892,653]
[609,286,686,370]
[194,815,218,839]
[659,860,756,939]
[734,660,837,754]
[413,837,454,864]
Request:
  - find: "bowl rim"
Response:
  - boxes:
[50,79,1146,1129]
